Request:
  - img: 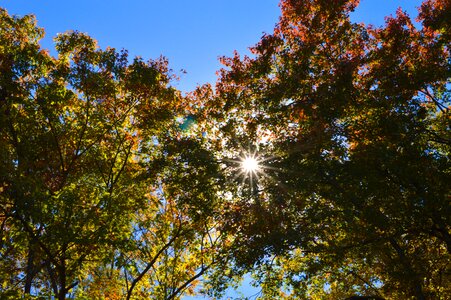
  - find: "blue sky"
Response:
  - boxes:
[0,0,423,298]
[1,0,422,94]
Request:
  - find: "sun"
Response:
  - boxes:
[241,155,260,173]
[226,150,273,185]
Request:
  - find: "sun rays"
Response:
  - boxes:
[241,155,260,173]
[223,149,280,198]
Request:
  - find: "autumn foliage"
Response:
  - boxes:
[1,0,450,299]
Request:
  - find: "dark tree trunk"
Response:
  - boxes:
[57,246,67,300]
[24,243,35,294]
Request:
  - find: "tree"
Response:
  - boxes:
[195,0,450,298]
[2,1,450,298]
[0,9,229,299]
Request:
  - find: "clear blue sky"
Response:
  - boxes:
[0,0,422,94]
[0,0,422,298]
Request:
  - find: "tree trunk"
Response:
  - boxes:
[57,247,67,300]
[24,242,35,294]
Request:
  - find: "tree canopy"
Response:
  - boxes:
[1,0,450,299]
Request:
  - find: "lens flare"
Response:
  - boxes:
[241,155,259,173]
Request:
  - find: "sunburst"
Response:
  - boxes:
[229,151,273,192]
[241,154,260,173]
[221,148,285,202]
